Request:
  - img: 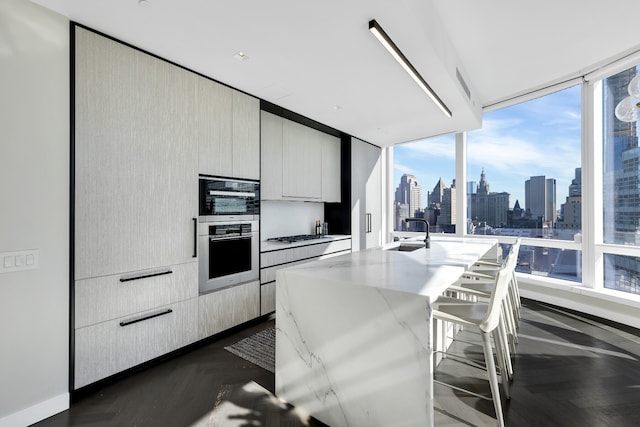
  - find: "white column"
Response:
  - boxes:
[581,80,603,289]
[455,132,468,236]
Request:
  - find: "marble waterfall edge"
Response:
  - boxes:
[275,269,433,427]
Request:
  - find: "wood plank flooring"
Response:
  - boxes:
[34,300,640,426]
[434,300,640,426]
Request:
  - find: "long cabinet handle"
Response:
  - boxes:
[193,217,198,258]
[119,269,173,283]
[119,309,173,327]
[365,213,372,233]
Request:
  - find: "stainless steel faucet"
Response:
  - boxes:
[405,218,430,248]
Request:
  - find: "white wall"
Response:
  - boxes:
[261,201,325,240]
[0,1,70,425]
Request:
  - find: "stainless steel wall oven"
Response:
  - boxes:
[198,176,259,293]
[198,220,259,293]
[199,175,259,221]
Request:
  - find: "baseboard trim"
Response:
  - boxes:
[520,280,640,330]
[0,393,69,427]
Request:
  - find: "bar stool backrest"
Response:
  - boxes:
[478,266,510,333]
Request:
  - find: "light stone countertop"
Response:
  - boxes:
[274,234,498,427]
[279,235,498,300]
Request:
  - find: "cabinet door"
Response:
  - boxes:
[74,297,197,389]
[351,138,382,251]
[365,147,383,249]
[117,298,197,375]
[198,281,260,339]
[260,111,283,200]
[75,28,198,280]
[260,282,276,315]
[321,134,341,203]
[260,247,295,268]
[196,77,233,177]
[232,91,260,179]
[282,120,322,199]
[75,261,198,328]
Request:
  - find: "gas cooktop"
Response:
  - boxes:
[267,234,328,243]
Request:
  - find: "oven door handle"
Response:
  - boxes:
[208,190,256,197]
[209,235,253,242]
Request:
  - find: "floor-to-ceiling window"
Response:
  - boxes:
[393,134,456,233]
[390,61,640,300]
[467,85,583,281]
[602,65,640,294]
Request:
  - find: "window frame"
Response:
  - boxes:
[389,66,640,303]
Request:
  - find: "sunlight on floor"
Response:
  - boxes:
[519,334,639,360]
[190,381,312,427]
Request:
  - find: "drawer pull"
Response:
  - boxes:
[119,269,173,283]
[119,309,173,327]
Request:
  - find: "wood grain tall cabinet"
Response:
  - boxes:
[73,27,200,389]
[72,26,261,390]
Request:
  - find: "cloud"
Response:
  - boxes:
[467,116,580,181]
[395,134,456,160]
[393,161,417,176]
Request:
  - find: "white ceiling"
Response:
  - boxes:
[32,0,640,146]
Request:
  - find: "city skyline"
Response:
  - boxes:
[394,84,581,208]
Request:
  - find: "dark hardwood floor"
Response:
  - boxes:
[34,300,640,426]
[434,300,640,426]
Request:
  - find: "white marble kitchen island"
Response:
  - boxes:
[275,237,497,427]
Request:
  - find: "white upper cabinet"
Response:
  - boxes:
[196,78,233,178]
[197,81,260,180]
[261,112,340,202]
[282,119,322,199]
[321,134,341,203]
[232,91,260,180]
[260,111,284,200]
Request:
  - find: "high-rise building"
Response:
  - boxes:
[394,202,409,231]
[525,175,557,227]
[395,174,422,216]
[440,181,456,228]
[394,174,423,230]
[604,68,640,244]
[568,167,582,197]
[467,181,476,225]
[603,67,640,294]
[421,178,457,232]
[469,169,509,228]
[428,178,446,208]
[559,168,582,231]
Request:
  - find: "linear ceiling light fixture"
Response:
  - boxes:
[368,19,452,118]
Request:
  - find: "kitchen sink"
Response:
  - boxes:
[385,243,424,252]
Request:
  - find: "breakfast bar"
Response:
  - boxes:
[275,236,498,426]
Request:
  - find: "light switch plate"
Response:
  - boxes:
[3,256,13,268]
[0,250,39,273]
[15,255,25,267]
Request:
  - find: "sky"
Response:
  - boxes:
[393,85,582,210]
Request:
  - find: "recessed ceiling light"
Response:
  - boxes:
[333,105,343,111]
[234,52,249,62]
[138,0,151,7]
